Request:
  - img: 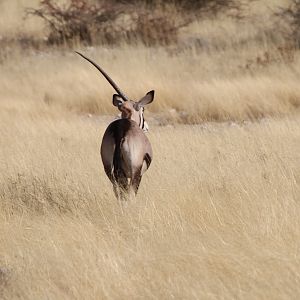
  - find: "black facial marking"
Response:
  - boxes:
[139,107,145,129]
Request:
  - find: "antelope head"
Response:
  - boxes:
[76,51,154,132]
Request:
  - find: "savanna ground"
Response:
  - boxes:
[0,0,300,299]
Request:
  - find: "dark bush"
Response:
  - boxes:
[108,0,237,13]
[27,0,241,46]
[275,0,300,47]
[27,0,121,45]
[27,0,186,46]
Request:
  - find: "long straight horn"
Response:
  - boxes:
[75,51,129,101]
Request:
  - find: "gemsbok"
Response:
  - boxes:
[76,52,154,199]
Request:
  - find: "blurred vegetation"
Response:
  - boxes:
[26,0,240,46]
[23,0,300,49]
[276,0,300,47]
[111,0,238,12]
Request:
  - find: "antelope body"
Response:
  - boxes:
[76,52,154,199]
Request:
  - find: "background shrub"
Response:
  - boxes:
[27,0,240,46]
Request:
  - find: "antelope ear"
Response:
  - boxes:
[112,94,124,107]
[137,90,155,107]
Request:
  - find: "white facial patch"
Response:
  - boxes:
[143,121,149,132]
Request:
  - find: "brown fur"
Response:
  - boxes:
[101,118,152,199]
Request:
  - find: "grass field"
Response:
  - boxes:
[1,0,300,299]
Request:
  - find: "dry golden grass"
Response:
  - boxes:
[1,0,300,299]
[1,2,300,123]
[0,0,44,37]
[2,44,300,123]
[1,113,300,299]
